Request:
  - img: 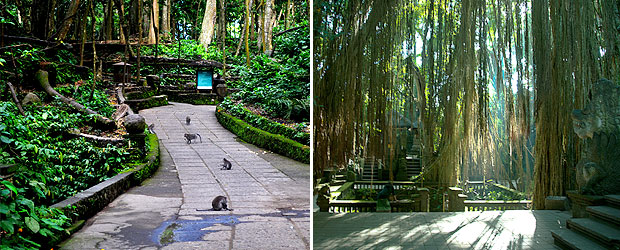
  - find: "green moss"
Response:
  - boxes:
[215,107,310,163]
[125,95,169,111]
[220,102,310,145]
[132,134,160,183]
[165,92,220,105]
[125,90,156,100]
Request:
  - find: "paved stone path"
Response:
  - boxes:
[314,210,570,249]
[61,103,310,249]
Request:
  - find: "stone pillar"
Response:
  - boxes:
[123,114,147,154]
[215,83,228,97]
[316,185,331,212]
[146,75,160,92]
[448,187,465,212]
[418,188,429,212]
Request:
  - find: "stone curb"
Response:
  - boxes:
[50,134,160,244]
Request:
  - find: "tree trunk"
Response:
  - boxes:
[148,0,159,44]
[161,0,171,40]
[104,0,113,41]
[245,0,250,66]
[199,0,217,50]
[79,3,88,66]
[263,0,274,54]
[14,0,30,33]
[532,0,563,210]
[6,82,25,116]
[285,0,290,29]
[118,8,126,43]
[112,0,134,56]
[55,0,81,41]
[137,0,143,80]
[217,0,226,51]
[30,0,52,39]
[35,70,114,126]
[47,0,57,38]
[235,9,245,56]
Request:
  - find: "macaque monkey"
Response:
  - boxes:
[148,123,155,134]
[184,133,202,144]
[220,158,232,170]
[196,196,232,211]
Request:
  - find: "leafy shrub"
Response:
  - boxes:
[219,99,309,145]
[215,107,309,163]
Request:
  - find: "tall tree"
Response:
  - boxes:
[30,0,53,39]
[161,0,171,40]
[103,0,114,40]
[54,0,81,41]
[199,0,217,49]
[245,0,250,66]
[148,0,159,44]
[263,0,273,53]
[217,0,226,50]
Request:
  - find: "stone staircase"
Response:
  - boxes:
[331,173,347,186]
[361,157,379,181]
[552,195,620,249]
[406,134,422,179]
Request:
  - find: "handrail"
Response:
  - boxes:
[329,199,416,213]
[464,200,531,211]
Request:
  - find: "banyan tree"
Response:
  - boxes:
[314,0,619,209]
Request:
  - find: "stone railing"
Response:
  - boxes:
[463,200,531,211]
[319,182,430,213]
[448,187,531,211]
[353,181,415,191]
[329,200,415,213]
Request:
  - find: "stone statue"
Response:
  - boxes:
[571,78,620,195]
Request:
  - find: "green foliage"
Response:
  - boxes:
[125,90,157,100]
[53,85,115,117]
[219,98,309,145]
[0,102,131,204]
[1,180,72,249]
[215,107,309,163]
[228,26,310,122]
[354,188,378,201]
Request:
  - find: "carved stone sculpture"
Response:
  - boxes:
[571,78,620,195]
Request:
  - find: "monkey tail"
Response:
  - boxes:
[197,133,202,143]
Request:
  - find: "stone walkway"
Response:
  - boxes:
[60,103,310,249]
[314,210,570,249]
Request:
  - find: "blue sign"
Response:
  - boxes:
[197,70,213,90]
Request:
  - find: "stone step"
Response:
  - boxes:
[331,180,346,186]
[588,206,620,227]
[567,218,620,247]
[333,174,346,180]
[605,195,620,209]
[551,229,607,250]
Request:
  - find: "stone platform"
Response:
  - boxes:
[314,210,570,249]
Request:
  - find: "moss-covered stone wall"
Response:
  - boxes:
[215,107,310,163]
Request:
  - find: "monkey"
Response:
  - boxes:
[186,116,191,125]
[184,133,202,144]
[196,196,232,211]
[220,158,232,170]
[212,195,231,211]
[147,123,155,134]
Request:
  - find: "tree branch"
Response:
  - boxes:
[6,82,25,116]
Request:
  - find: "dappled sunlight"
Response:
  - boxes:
[314,210,571,249]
